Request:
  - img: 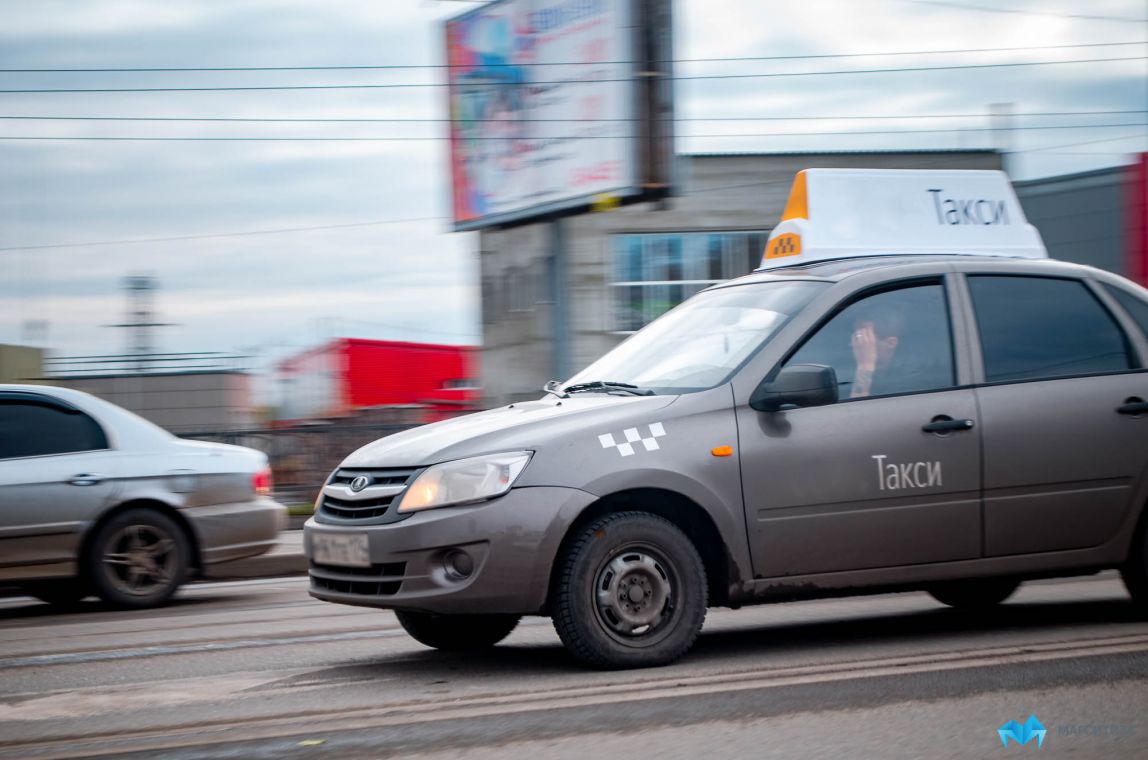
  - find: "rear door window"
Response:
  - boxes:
[0,401,109,459]
[967,276,1135,383]
[1103,283,1148,339]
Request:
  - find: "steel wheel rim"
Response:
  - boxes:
[592,543,679,646]
[102,524,178,596]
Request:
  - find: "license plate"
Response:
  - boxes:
[311,533,370,568]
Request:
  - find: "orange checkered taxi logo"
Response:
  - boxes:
[765,233,802,259]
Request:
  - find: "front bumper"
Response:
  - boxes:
[185,497,287,569]
[304,486,597,615]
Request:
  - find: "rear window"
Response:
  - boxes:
[968,275,1135,383]
[0,401,109,459]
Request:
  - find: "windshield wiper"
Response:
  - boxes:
[563,380,655,396]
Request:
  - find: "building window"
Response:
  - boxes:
[506,266,538,312]
[481,275,501,325]
[610,231,768,332]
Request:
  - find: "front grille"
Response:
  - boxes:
[329,468,415,488]
[310,561,406,596]
[320,495,393,520]
[316,468,419,524]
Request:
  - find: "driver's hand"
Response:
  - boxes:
[851,324,878,373]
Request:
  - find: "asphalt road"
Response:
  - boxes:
[1,574,1146,759]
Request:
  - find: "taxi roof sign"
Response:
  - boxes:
[761,169,1048,270]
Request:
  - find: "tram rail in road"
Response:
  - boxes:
[1,575,1145,759]
[4,632,1148,759]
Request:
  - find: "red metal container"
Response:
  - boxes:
[278,338,478,421]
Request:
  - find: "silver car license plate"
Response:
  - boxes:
[311,533,370,568]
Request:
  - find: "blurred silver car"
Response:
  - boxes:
[0,384,286,607]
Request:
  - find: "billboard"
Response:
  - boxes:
[445,0,672,231]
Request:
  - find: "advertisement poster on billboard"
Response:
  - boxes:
[445,0,644,230]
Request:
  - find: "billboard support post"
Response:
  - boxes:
[637,0,674,199]
[547,217,570,381]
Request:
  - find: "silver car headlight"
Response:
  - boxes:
[396,452,532,513]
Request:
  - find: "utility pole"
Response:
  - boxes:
[109,274,174,372]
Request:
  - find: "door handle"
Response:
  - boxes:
[922,416,975,433]
[1117,397,1148,416]
[67,473,105,487]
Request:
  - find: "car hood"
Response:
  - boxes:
[341,394,678,469]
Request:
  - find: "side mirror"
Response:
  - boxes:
[750,363,838,412]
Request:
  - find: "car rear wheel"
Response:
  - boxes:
[87,508,191,609]
[928,578,1020,609]
[1121,520,1148,611]
[395,611,521,650]
[552,511,707,669]
[24,579,89,607]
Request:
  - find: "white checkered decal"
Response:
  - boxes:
[598,422,666,457]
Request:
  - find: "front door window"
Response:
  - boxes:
[784,282,956,400]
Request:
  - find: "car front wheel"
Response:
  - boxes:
[928,578,1020,609]
[395,611,521,650]
[87,508,191,608]
[552,511,707,669]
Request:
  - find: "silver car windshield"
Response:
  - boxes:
[565,280,829,394]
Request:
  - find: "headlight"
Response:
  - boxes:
[397,452,532,513]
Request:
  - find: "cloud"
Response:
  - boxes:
[1,0,1145,375]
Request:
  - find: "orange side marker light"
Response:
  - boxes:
[711,445,734,457]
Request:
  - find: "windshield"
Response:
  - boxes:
[564,280,828,394]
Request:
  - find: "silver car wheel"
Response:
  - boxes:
[102,524,179,597]
[594,544,676,641]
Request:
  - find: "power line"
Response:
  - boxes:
[0,56,1142,93]
[1014,132,1148,153]
[2,122,1143,142]
[0,40,1141,72]
[686,151,1052,197]
[329,316,480,339]
[5,140,1141,255]
[1,109,1143,124]
[901,0,1148,23]
[0,216,445,252]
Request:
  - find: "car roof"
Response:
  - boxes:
[0,383,94,403]
[0,383,177,447]
[715,253,1113,288]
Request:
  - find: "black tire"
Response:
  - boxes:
[928,578,1020,609]
[552,511,707,669]
[395,611,521,651]
[1121,520,1148,610]
[86,508,191,609]
[24,579,89,607]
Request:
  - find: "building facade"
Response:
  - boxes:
[1014,161,1144,283]
[52,371,256,434]
[0,344,43,384]
[478,150,1005,406]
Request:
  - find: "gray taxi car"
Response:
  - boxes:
[0,385,286,607]
[305,170,1148,668]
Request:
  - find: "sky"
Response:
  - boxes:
[1,0,1145,371]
